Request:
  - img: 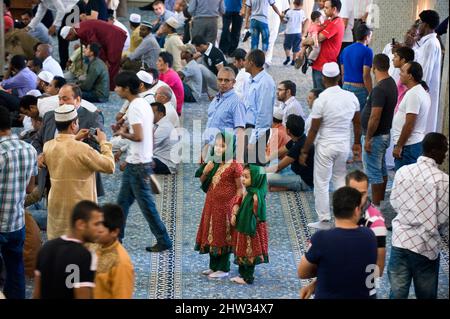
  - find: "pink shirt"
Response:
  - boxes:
[308,23,323,36]
[159,68,184,114]
[395,80,408,113]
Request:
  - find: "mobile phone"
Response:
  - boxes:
[89,127,97,136]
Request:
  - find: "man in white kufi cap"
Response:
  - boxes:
[299,62,362,230]
[41,104,115,239]
[37,71,54,93]
[123,13,143,57]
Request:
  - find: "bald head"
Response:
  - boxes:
[156,86,172,103]
[36,44,52,60]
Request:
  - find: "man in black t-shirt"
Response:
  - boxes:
[266,114,314,192]
[361,54,398,207]
[33,201,104,299]
[191,35,227,99]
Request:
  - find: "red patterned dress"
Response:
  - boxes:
[195,162,243,255]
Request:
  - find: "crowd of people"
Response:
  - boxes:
[0,0,448,300]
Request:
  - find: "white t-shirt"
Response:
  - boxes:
[164,102,180,128]
[310,86,359,148]
[340,0,355,43]
[125,97,154,164]
[285,8,306,34]
[391,84,431,146]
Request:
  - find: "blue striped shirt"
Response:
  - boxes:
[244,70,276,144]
[0,135,38,232]
[204,89,246,145]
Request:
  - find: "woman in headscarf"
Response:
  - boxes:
[231,164,269,284]
[194,131,244,279]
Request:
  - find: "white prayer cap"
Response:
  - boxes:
[26,89,42,97]
[322,62,340,77]
[54,104,77,122]
[273,107,284,121]
[60,26,72,39]
[38,71,54,84]
[165,16,179,30]
[129,13,141,23]
[136,70,154,84]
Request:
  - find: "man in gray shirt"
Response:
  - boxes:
[179,44,203,102]
[188,0,225,44]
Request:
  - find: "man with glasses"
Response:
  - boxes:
[276,80,305,125]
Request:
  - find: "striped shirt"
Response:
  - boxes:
[0,135,38,233]
[359,202,387,248]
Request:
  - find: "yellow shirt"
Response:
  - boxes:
[94,240,135,299]
[163,33,184,72]
[123,26,143,57]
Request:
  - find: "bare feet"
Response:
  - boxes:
[269,186,290,192]
[202,269,214,276]
[230,276,247,284]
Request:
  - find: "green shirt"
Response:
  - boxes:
[80,57,109,100]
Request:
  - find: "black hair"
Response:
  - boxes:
[354,23,372,42]
[280,80,296,96]
[232,48,247,61]
[226,64,239,77]
[309,88,323,98]
[130,21,140,28]
[62,83,82,100]
[101,204,124,233]
[311,11,322,21]
[406,61,424,84]
[422,132,448,154]
[52,76,67,89]
[332,187,362,219]
[33,42,42,53]
[55,117,78,132]
[71,200,102,228]
[273,117,283,124]
[4,0,11,8]
[294,0,303,6]
[115,71,141,95]
[372,54,390,72]
[191,35,208,46]
[159,52,174,68]
[21,9,34,18]
[286,114,305,137]
[88,43,101,57]
[151,102,167,116]
[19,95,38,111]
[345,170,369,186]
[419,10,440,30]
[147,67,159,80]
[30,57,43,69]
[0,106,11,131]
[11,55,27,71]
[330,0,342,12]
[247,49,265,68]
[152,0,165,7]
[395,46,415,63]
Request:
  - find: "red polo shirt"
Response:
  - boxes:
[312,17,345,71]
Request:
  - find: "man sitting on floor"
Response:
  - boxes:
[79,43,110,103]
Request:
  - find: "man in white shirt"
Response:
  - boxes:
[389,132,448,299]
[35,44,64,77]
[276,80,305,125]
[338,0,354,64]
[107,11,131,53]
[391,62,431,171]
[299,62,361,230]
[232,48,251,104]
[114,71,172,253]
[155,86,180,128]
[413,10,442,133]
[147,68,178,107]
[266,0,290,66]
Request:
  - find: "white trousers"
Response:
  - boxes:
[313,143,349,221]
[266,10,281,65]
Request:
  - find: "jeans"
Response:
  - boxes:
[219,12,243,55]
[362,134,390,185]
[0,227,26,299]
[343,84,368,111]
[388,246,440,299]
[394,142,422,171]
[117,163,172,248]
[312,69,324,90]
[250,19,270,52]
[267,170,312,192]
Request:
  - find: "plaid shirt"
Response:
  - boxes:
[390,156,449,260]
[0,135,38,233]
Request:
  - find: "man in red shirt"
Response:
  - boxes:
[61,20,127,90]
[301,0,344,90]
[157,52,184,115]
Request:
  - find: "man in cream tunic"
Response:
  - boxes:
[42,105,115,239]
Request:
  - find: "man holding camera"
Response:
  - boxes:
[40,104,115,240]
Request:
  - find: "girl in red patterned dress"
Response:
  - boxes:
[231,164,269,284]
[195,132,243,279]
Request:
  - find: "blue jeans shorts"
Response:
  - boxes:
[362,134,390,184]
[283,33,302,52]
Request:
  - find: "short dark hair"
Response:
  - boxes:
[152,0,165,7]
[309,88,323,98]
[419,10,440,30]
[0,106,11,131]
[62,83,82,100]
[19,95,38,111]
[71,200,102,228]
[130,21,140,28]
[280,80,296,96]
[30,57,43,69]
[311,11,322,21]
[227,64,239,77]
[332,187,362,220]
[55,117,78,132]
[101,204,124,233]
[231,48,247,61]
[159,52,174,68]
[21,9,33,18]
[52,76,67,89]
[372,54,390,72]
[88,43,101,57]
[406,61,423,83]
[395,46,415,63]
[247,49,265,68]
[151,102,167,115]
[345,170,369,186]
[354,23,372,41]
[329,0,342,12]
[286,114,305,137]
[422,132,448,154]
[115,71,141,95]
[11,55,27,70]
[294,0,303,6]
[191,35,208,46]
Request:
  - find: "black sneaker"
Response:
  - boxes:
[290,59,296,66]
[283,57,291,65]
[145,244,172,252]
[301,59,310,74]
